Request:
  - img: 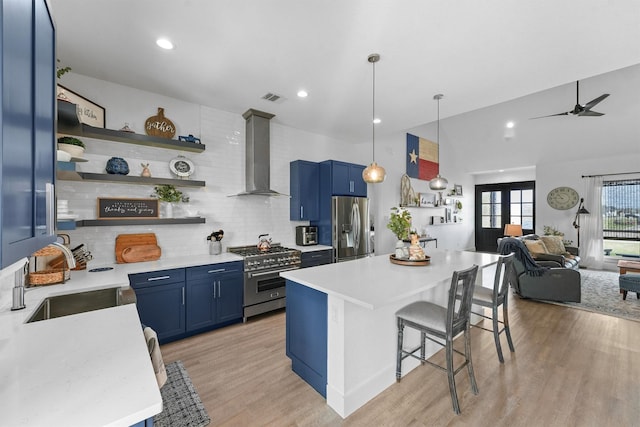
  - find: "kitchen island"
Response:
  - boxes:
[280,249,499,418]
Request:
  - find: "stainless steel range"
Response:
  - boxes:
[227,243,301,321]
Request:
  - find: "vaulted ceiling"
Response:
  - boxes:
[50,0,640,142]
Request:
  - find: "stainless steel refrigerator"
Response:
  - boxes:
[331,196,370,262]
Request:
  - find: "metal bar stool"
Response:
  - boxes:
[395,264,479,415]
[471,253,516,363]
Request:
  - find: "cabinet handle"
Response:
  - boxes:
[300,206,304,218]
[207,268,225,274]
[217,281,221,298]
[147,275,171,281]
[350,181,354,192]
[46,183,55,235]
[182,287,185,305]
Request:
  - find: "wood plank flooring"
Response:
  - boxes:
[160,293,640,426]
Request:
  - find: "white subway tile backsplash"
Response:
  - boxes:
[58,101,363,266]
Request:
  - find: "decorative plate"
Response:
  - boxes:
[546,186,579,210]
[169,155,195,178]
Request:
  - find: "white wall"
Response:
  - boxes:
[58,74,369,265]
[57,63,640,267]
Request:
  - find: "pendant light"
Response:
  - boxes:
[362,53,386,184]
[429,93,448,191]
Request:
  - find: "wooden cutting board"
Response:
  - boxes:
[122,245,162,263]
[115,233,159,263]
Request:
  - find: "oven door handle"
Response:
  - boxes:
[247,266,300,278]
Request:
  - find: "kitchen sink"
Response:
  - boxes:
[26,287,137,323]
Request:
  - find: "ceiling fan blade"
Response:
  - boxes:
[530,111,570,119]
[578,110,605,117]
[583,93,610,110]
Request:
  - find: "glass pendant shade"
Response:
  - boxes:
[429,174,448,190]
[363,161,386,183]
[429,93,447,191]
[363,53,386,184]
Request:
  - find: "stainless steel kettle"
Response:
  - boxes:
[258,234,272,251]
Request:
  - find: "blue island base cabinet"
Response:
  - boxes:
[285,280,327,397]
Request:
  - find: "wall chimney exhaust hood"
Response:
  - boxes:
[231,108,288,197]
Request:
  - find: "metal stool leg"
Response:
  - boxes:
[492,304,504,363]
[503,297,515,353]
[396,319,404,381]
[445,337,460,415]
[465,326,479,395]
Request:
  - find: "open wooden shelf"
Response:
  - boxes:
[57,168,206,187]
[57,100,206,153]
[75,217,206,227]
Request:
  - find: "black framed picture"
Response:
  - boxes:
[454,184,463,196]
[57,84,105,128]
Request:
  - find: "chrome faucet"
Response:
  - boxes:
[50,241,76,270]
[11,258,29,311]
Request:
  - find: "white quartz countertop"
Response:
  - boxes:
[0,252,243,427]
[281,249,500,309]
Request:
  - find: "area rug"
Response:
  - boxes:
[154,360,211,427]
[549,269,640,322]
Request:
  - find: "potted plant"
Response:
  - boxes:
[387,207,412,258]
[57,136,85,158]
[151,185,189,218]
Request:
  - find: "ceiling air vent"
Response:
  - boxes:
[261,92,286,103]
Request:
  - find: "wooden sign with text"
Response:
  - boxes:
[97,198,159,219]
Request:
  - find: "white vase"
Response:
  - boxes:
[395,240,405,258]
[160,202,174,218]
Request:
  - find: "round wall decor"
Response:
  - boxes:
[169,155,195,178]
[546,186,579,210]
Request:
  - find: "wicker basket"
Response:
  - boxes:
[28,269,66,286]
[29,245,69,286]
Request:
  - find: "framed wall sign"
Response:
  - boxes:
[97,198,159,219]
[454,184,463,196]
[419,192,436,207]
[57,84,105,128]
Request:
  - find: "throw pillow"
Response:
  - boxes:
[524,239,548,256]
[540,235,566,255]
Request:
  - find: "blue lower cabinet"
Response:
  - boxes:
[186,262,243,332]
[130,417,154,427]
[130,263,243,343]
[285,280,327,397]
[133,282,186,343]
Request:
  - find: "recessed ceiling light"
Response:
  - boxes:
[506,121,515,128]
[373,118,381,124]
[156,38,174,50]
[297,90,308,98]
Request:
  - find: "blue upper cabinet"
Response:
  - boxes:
[1,0,56,268]
[290,160,319,221]
[319,160,367,197]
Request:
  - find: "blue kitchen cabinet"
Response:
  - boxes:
[301,249,333,268]
[1,0,56,268]
[319,160,367,197]
[285,279,327,397]
[290,160,319,221]
[186,261,243,332]
[129,269,186,343]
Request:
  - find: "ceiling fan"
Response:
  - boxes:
[532,81,610,119]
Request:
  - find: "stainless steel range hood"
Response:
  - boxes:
[232,108,287,197]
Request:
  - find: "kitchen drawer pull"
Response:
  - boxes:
[248,266,299,278]
[147,275,171,281]
[207,268,226,274]
[182,287,185,305]
[270,292,279,298]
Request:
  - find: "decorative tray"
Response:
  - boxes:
[389,254,430,266]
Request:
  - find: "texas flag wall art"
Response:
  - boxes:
[406,133,439,181]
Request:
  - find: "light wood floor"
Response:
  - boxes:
[161,293,640,426]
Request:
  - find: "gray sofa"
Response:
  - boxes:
[498,237,581,303]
